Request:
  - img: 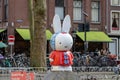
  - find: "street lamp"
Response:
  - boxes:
[82,11,88,54]
[72,29,76,52]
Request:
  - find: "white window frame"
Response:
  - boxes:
[110,10,120,33]
[55,7,64,20]
[111,0,120,6]
[73,0,82,21]
[55,0,64,20]
[109,37,118,60]
[91,1,100,23]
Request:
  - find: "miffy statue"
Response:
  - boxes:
[49,14,74,71]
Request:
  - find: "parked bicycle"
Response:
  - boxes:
[73,52,117,67]
[0,53,30,67]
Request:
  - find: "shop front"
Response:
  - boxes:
[15,29,52,56]
[73,31,112,53]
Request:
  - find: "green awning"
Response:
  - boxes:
[0,41,7,48]
[16,29,30,40]
[46,30,52,40]
[16,29,52,40]
[0,29,5,33]
[76,31,112,42]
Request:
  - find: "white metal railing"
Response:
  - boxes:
[0,67,119,80]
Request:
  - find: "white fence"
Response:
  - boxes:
[0,67,119,80]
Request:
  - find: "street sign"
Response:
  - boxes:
[11,71,35,80]
[8,35,15,45]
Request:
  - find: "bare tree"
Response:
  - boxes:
[28,0,47,67]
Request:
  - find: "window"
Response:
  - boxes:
[111,12,119,30]
[73,0,82,21]
[4,0,8,21]
[111,0,120,6]
[109,38,118,59]
[55,0,64,20]
[91,1,100,22]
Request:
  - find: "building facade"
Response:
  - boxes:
[47,0,112,52]
[0,0,119,57]
[107,0,120,59]
[0,0,30,55]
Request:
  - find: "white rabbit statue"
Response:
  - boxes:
[49,14,74,71]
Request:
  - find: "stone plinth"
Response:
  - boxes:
[44,71,77,80]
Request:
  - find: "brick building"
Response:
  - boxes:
[0,0,119,58]
[107,0,120,59]
[0,0,30,55]
[47,0,113,52]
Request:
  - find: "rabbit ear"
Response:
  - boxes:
[62,15,71,33]
[53,14,61,33]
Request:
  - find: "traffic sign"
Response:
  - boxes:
[8,35,15,45]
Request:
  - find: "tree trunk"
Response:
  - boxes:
[28,0,47,67]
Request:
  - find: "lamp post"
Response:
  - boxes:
[72,29,76,52]
[82,11,88,54]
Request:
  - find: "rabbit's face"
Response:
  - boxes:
[50,33,73,51]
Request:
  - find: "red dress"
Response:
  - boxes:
[49,50,74,66]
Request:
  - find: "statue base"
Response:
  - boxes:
[51,66,72,71]
[44,71,77,80]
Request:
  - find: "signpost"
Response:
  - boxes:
[8,35,16,66]
[11,71,35,80]
[8,35,15,45]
